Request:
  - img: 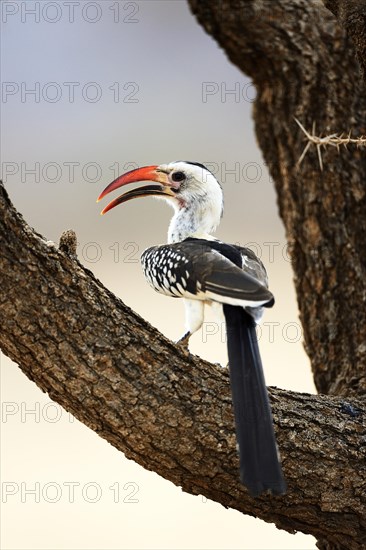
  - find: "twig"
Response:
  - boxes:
[294,118,366,171]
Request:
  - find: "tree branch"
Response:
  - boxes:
[1,182,365,547]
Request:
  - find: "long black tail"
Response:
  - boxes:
[223,304,286,497]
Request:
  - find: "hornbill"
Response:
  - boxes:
[97,161,286,497]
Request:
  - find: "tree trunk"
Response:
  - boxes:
[1,0,366,548]
[188,0,366,400]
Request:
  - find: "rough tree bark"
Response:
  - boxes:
[322,0,366,80]
[1,1,366,549]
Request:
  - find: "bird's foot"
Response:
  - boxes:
[175,331,191,350]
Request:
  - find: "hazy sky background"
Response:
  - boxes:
[1,1,316,548]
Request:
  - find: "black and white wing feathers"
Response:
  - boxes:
[141,238,274,309]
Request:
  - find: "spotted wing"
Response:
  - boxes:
[141,240,273,308]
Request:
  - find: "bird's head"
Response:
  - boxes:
[97,161,223,217]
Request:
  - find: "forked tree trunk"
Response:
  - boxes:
[1,1,366,548]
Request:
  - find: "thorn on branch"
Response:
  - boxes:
[59,229,78,259]
[294,118,366,171]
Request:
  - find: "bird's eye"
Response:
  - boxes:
[171,171,186,183]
